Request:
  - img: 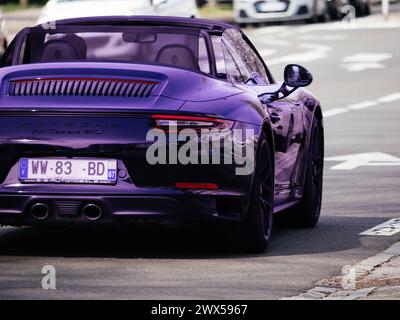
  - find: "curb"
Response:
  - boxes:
[283,241,400,300]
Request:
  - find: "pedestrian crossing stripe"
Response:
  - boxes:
[360,218,400,236]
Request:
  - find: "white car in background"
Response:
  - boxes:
[0,9,7,55]
[234,0,330,24]
[38,0,198,24]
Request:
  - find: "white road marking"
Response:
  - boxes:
[298,34,347,41]
[248,18,400,40]
[323,108,349,118]
[267,43,331,66]
[360,218,400,236]
[251,26,289,36]
[341,53,393,72]
[325,152,400,170]
[342,53,393,63]
[347,101,378,110]
[324,92,400,119]
[297,20,400,32]
[341,62,386,72]
[378,93,400,103]
[255,38,290,47]
[258,48,278,58]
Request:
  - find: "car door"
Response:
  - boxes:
[220,29,304,203]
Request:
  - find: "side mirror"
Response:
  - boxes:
[284,64,313,88]
[259,64,313,104]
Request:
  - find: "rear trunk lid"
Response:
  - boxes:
[0,62,244,112]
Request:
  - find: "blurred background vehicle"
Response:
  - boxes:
[348,0,371,16]
[37,0,198,24]
[323,0,371,20]
[233,0,331,24]
[233,0,371,25]
[0,9,7,56]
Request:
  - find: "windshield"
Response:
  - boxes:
[18,26,211,73]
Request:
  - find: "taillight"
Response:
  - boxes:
[174,182,218,190]
[151,114,234,132]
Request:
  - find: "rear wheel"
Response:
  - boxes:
[363,2,370,16]
[227,131,274,253]
[305,0,327,23]
[277,117,324,228]
[327,2,341,20]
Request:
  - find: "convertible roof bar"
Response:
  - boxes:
[34,16,239,32]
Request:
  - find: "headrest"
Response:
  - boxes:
[156,44,198,70]
[40,34,87,62]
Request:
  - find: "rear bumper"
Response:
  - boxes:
[0,190,247,227]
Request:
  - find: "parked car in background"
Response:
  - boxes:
[0,9,7,56]
[196,0,209,7]
[327,0,370,19]
[234,0,330,24]
[38,0,198,24]
[234,0,369,24]
[349,0,370,16]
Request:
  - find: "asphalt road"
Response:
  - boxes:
[1,12,400,299]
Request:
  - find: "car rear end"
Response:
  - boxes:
[0,18,263,228]
[0,60,257,228]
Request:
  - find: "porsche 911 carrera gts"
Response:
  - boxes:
[0,16,324,252]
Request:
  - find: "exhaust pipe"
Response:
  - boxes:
[31,203,50,220]
[82,204,102,221]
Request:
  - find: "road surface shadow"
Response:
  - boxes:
[0,215,391,259]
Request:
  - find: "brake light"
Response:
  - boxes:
[174,182,218,190]
[151,114,234,132]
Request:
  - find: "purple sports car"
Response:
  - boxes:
[0,16,323,252]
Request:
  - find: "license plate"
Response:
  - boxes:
[259,2,287,12]
[19,158,118,184]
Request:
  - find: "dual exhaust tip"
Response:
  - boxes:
[30,203,50,221]
[81,203,103,221]
[30,203,103,221]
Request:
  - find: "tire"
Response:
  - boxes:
[352,0,363,17]
[305,0,327,23]
[327,3,340,20]
[363,3,370,16]
[227,131,274,253]
[305,14,319,24]
[276,117,324,228]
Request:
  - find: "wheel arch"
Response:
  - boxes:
[297,104,324,194]
[261,120,276,171]
[261,120,276,192]
[242,120,276,220]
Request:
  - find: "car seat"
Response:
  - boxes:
[155,44,198,70]
[40,34,87,62]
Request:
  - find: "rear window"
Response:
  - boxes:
[18,27,211,74]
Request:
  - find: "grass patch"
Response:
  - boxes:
[1,1,46,12]
[198,4,234,20]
